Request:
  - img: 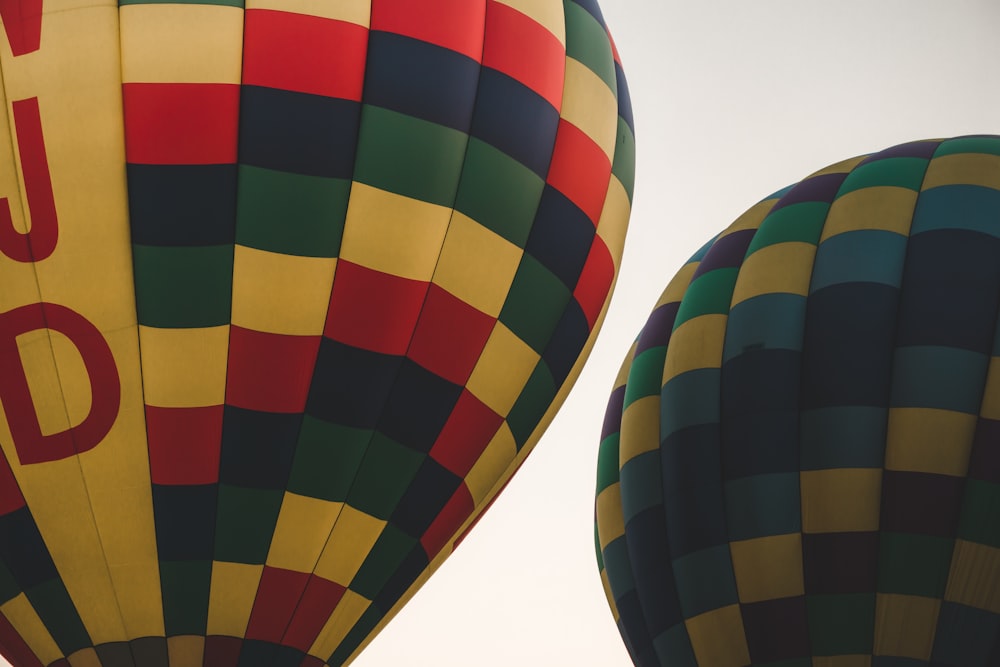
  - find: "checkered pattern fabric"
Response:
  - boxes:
[596,136,1000,667]
[0,1,632,666]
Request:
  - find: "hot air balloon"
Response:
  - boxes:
[0,1,634,665]
[596,136,1000,667]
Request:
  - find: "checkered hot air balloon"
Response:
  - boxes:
[0,1,633,665]
[596,136,1000,667]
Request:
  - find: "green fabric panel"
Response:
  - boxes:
[453,138,544,248]
[671,544,739,618]
[619,450,662,523]
[660,368,721,437]
[724,472,801,540]
[611,117,636,201]
[349,524,415,600]
[935,135,1000,157]
[623,347,666,408]
[499,254,571,353]
[672,268,738,330]
[353,105,468,207]
[595,434,621,494]
[563,1,616,92]
[213,485,283,564]
[0,560,18,605]
[799,406,888,469]
[957,479,1000,547]
[345,434,424,521]
[159,560,211,636]
[877,532,954,597]
[26,578,92,655]
[745,202,827,254]
[837,157,930,194]
[722,293,807,362]
[286,419,371,502]
[651,623,698,667]
[507,362,557,447]
[132,244,233,328]
[890,345,989,415]
[235,165,349,257]
[806,593,875,655]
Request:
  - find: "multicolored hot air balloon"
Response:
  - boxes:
[0,1,634,665]
[596,136,1000,666]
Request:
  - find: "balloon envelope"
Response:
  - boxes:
[596,136,1000,666]
[0,1,633,665]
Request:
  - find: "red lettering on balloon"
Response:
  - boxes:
[0,97,58,262]
[0,303,120,465]
[0,0,42,57]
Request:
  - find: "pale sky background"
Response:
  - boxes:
[4,3,1000,667]
[354,1,1000,665]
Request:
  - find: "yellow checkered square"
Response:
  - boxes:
[562,58,618,161]
[730,533,804,603]
[885,407,975,476]
[663,314,727,382]
[923,153,1000,191]
[464,423,518,506]
[206,561,263,637]
[620,395,659,463]
[314,505,387,587]
[685,604,750,667]
[944,539,1000,613]
[266,492,343,572]
[821,187,917,241]
[731,242,815,305]
[873,593,939,660]
[801,468,881,533]
[466,323,540,416]
[138,325,229,407]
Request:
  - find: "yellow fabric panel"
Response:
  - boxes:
[431,211,523,318]
[309,589,371,659]
[247,0,372,26]
[314,505,386,587]
[340,183,452,281]
[596,177,630,271]
[138,325,229,407]
[944,539,1000,613]
[167,635,205,667]
[730,533,804,603]
[466,323,540,416]
[801,468,882,533]
[232,246,336,335]
[206,562,264,637]
[595,483,624,550]
[1,594,62,665]
[464,423,517,506]
[662,314,727,382]
[821,187,918,241]
[495,0,566,46]
[560,58,618,161]
[684,604,750,667]
[266,493,343,573]
[619,395,659,463]
[873,593,939,660]
[0,2,162,645]
[66,648,102,667]
[885,407,975,476]
[922,153,1000,191]
[812,657,872,667]
[660,261,699,306]
[119,3,243,84]
[723,198,779,235]
[979,357,1000,420]
[731,242,815,305]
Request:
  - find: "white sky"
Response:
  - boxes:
[355,1,1000,665]
[4,2,1000,667]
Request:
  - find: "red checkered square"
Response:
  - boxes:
[483,1,565,109]
[145,405,223,485]
[283,575,346,652]
[371,0,485,61]
[429,390,503,477]
[225,327,321,413]
[546,119,612,225]
[420,483,473,557]
[408,284,496,385]
[244,566,310,643]
[325,261,429,355]
[573,237,614,329]
[243,9,368,100]
[123,83,239,164]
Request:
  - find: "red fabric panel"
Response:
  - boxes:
[482,1,565,109]
[408,285,495,385]
[420,483,473,557]
[371,0,486,62]
[243,9,368,100]
[123,83,240,164]
[145,405,223,485]
[282,575,346,652]
[546,119,612,225]
[0,612,43,667]
[324,261,428,355]
[573,237,614,329]
[245,567,310,643]
[0,0,42,56]
[429,390,503,477]
[203,635,242,667]
[225,327,321,413]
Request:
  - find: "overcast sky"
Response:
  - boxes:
[353,1,1000,665]
[3,3,999,667]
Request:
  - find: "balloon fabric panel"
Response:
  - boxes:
[596,137,1000,666]
[0,1,634,666]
